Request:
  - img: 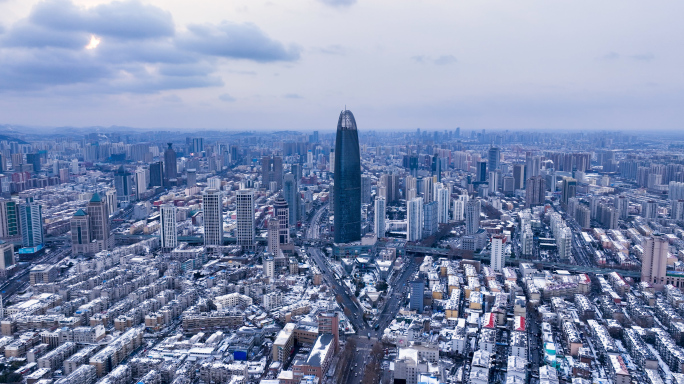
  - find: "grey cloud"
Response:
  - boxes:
[411,55,426,63]
[177,22,300,62]
[219,94,236,102]
[0,0,299,94]
[284,93,303,99]
[0,50,112,90]
[318,0,357,6]
[434,55,457,65]
[1,21,88,49]
[29,0,174,40]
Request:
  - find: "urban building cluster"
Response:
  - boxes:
[0,118,683,384]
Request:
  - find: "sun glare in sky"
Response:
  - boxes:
[85,35,101,50]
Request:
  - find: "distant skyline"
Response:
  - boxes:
[0,0,683,131]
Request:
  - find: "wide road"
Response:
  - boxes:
[304,203,418,384]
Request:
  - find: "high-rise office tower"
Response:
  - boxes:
[160,204,177,250]
[283,174,299,226]
[437,185,450,224]
[374,197,386,239]
[0,242,14,271]
[561,177,577,208]
[273,194,290,245]
[333,110,361,244]
[491,234,505,272]
[476,160,487,183]
[262,156,284,190]
[408,155,419,177]
[237,189,255,251]
[19,197,43,250]
[361,175,372,205]
[26,153,41,173]
[70,209,90,255]
[512,164,525,190]
[291,163,302,182]
[268,218,280,256]
[105,188,117,215]
[380,173,399,203]
[202,189,223,249]
[488,171,499,193]
[114,166,133,204]
[641,235,669,284]
[187,169,197,188]
[86,193,111,252]
[0,199,19,240]
[191,137,204,154]
[407,197,424,242]
[488,147,500,173]
[135,167,148,199]
[164,143,177,185]
[149,161,164,188]
[423,201,438,238]
[526,176,546,207]
[432,155,442,182]
[465,199,481,235]
[409,279,425,313]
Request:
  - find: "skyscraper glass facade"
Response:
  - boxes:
[333,110,361,244]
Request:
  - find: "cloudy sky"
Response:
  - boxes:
[0,0,682,131]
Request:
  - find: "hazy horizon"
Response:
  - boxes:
[1,0,682,131]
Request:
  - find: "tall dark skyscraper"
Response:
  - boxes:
[431,155,442,182]
[488,147,500,173]
[333,110,361,244]
[149,161,164,187]
[164,143,177,185]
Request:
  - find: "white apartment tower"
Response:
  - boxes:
[453,194,468,221]
[207,176,221,190]
[264,254,275,280]
[268,218,280,255]
[437,185,450,224]
[491,235,505,272]
[375,197,386,239]
[642,235,669,284]
[202,189,223,249]
[160,204,177,250]
[407,197,424,242]
[465,199,481,235]
[237,188,255,251]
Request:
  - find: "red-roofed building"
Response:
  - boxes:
[514,316,525,332]
[482,312,497,329]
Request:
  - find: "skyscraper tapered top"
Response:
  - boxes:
[334,110,361,244]
[337,109,358,131]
